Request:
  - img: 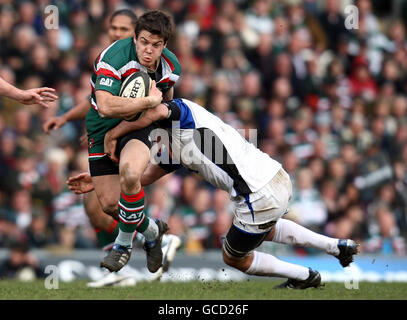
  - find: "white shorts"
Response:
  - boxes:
[231,168,292,234]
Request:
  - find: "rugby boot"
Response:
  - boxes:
[151,234,182,281]
[144,219,169,273]
[100,244,131,272]
[275,268,322,289]
[162,234,182,272]
[335,239,360,267]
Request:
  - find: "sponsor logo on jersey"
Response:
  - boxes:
[100,78,113,87]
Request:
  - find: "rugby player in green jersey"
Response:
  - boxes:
[86,10,181,274]
[44,10,138,258]
[43,9,181,284]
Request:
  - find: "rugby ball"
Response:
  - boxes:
[119,72,152,121]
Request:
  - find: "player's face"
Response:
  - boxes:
[108,15,134,42]
[134,30,166,71]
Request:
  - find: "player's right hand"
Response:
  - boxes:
[66,172,94,194]
[147,80,162,108]
[104,131,119,164]
[17,87,58,108]
[43,116,67,133]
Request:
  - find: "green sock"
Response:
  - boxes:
[95,220,119,251]
[117,190,146,247]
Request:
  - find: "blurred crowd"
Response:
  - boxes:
[0,0,406,258]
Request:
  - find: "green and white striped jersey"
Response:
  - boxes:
[86,37,181,160]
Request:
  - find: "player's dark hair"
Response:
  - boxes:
[135,10,174,43]
[110,9,137,26]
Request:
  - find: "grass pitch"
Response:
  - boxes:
[0,280,406,300]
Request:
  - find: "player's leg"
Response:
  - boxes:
[266,219,359,267]
[222,168,321,289]
[261,168,359,267]
[92,174,121,220]
[83,191,119,251]
[101,127,168,273]
[222,225,321,289]
[67,166,181,277]
[116,139,168,271]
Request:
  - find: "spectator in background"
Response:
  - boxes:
[288,167,328,234]
[285,107,317,162]
[341,113,374,154]
[245,0,273,36]
[326,157,348,194]
[181,187,216,253]
[25,208,52,248]
[206,209,232,249]
[365,183,406,255]
[271,14,290,54]
[10,189,33,231]
[354,143,393,203]
[145,185,174,223]
[0,239,44,280]
[320,178,340,221]
[317,0,350,51]
[349,60,378,100]
[326,205,365,243]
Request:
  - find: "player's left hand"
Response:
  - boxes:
[17,87,58,108]
[104,131,119,163]
[66,172,94,194]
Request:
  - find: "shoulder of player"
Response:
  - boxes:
[98,37,134,68]
[161,48,181,75]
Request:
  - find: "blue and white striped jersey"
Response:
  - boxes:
[155,98,282,197]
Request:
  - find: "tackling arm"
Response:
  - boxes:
[106,103,169,140]
[103,103,169,162]
[95,80,162,118]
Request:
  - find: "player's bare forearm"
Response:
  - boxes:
[0,76,22,99]
[0,76,58,107]
[108,104,168,139]
[95,90,160,118]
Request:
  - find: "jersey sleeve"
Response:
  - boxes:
[94,59,122,96]
[93,45,125,96]
[159,48,182,93]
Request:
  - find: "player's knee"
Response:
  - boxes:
[222,247,250,272]
[120,162,142,193]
